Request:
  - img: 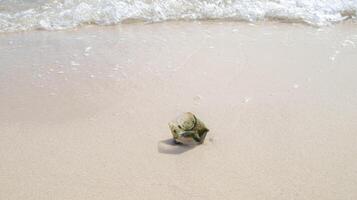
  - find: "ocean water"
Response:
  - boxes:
[0,0,356,32]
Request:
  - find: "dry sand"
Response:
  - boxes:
[0,22,357,200]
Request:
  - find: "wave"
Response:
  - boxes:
[0,0,356,32]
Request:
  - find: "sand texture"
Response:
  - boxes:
[1,22,357,199]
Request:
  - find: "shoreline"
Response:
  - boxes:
[1,19,357,35]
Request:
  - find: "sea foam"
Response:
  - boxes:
[0,0,356,32]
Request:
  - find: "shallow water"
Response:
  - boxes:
[0,0,356,33]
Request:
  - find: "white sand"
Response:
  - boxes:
[0,22,357,199]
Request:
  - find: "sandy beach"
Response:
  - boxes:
[1,22,357,199]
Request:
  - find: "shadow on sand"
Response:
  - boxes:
[157,138,196,155]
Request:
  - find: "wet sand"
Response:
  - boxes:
[0,22,357,199]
